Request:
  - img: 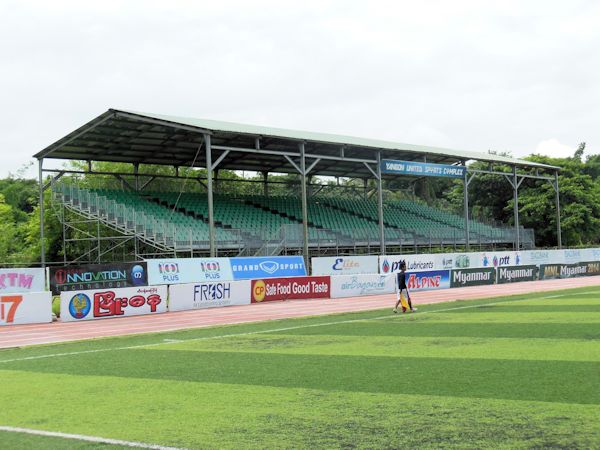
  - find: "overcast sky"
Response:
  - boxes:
[1,0,599,178]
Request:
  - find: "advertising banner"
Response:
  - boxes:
[330,274,395,298]
[477,252,522,269]
[0,292,52,326]
[60,285,167,322]
[380,254,455,274]
[582,261,600,276]
[496,265,538,284]
[0,268,46,293]
[168,280,251,311]
[581,248,600,263]
[312,255,379,276]
[563,249,583,264]
[406,270,450,291]
[539,264,564,280]
[231,256,307,280]
[381,159,466,178]
[520,250,565,266]
[49,262,147,295]
[559,263,591,278]
[450,268,496,288]
[250,276,330,303]
[146,258,233,285]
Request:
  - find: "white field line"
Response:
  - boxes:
[0,292,568,365]
[543,290,600,298]
[0,425,187,450]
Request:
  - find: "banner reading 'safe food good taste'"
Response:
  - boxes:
[251,276,330,302]
[168,280,251,311]
[146,258,233,285]
[49,262,147,294]
[0,268,46,293]
[60,285,167,322]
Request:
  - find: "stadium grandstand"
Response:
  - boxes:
[35,109,562,266]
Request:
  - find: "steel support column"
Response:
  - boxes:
[554,170,562,248]
[299,143,309,269]
[38,158,45,267]
[513,166,520,250]
[133,163,139,191]
[464,166,470,251]
[205,134,216,256]
[376,151,385,254]
[262,171,269,197]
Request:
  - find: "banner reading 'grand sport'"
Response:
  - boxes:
[231,256,307,280]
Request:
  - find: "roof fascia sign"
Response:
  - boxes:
[381,159,466,178]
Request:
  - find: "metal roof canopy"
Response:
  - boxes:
[34,108,562,267]
[35,109,559,177]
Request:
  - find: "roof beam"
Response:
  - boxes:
[112,110,213,135]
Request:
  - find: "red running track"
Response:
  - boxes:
[2,276,600,349]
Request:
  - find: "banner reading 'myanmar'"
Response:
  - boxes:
[450,268,495,287]
[496,265,538,284]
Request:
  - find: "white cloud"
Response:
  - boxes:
[1,0,599,178]
[534,139,575,158]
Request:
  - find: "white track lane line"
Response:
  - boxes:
[0,425,187,450]
[0,293,564,365]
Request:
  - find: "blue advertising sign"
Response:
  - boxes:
[230,256,307,280]
[381,159,466,178]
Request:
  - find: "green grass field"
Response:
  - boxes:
[1,286,600,449]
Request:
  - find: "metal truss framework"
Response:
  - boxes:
[36,110,563,267]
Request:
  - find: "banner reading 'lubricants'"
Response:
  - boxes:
[251,276,330,303]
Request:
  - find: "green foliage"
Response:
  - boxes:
[439,145,600,247]
[1,143,599,265]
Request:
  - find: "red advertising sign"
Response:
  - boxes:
[60,286,168,322]
[251,276,330,303]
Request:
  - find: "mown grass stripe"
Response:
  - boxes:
[7,348,600,405]
[0,294,548,365]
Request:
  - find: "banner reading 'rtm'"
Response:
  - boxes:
[381,159,466,178]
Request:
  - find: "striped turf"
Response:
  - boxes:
[1,287,599,448]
